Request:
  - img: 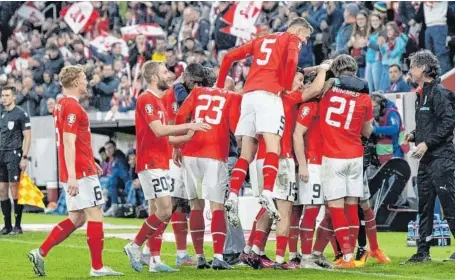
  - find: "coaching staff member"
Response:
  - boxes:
[404,50,455,263]
[0,86,31,235]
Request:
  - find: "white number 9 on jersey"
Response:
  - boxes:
[256,39,277,66]
[195,95,226,125]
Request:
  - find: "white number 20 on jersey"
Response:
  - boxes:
[325,96,356,129]
[195,95,226,125]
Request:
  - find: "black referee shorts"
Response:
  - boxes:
[0,150,22,183]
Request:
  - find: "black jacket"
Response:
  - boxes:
[411,79,455,161]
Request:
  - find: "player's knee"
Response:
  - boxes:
[327,198,344,208]
[360,200,370,210]
[157,203,173,220]
[345,196,359,205]
[210,201,224,211]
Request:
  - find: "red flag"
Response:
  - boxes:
[60,2,99,34]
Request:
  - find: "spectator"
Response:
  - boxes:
[385,64,412,93]
[16,76,40,116]
[43,44,64,76]
[213,2,237,52]
[303,2,327,64]
[42,98,56,116]
[365,12,384,93]
[378,21,408,91]
[38,71,61,115]
[330,3,359,58]
[125,150,144,206]
[321,2,344,58]
[129,34,152,67]
[374,1,388,23]
[348,10,370,78]
[92,63,120,112]
[90,42,124,65]
[152,37,167,62]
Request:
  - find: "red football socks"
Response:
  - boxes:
[211,210,226,255]
[253,229,267,249]
[329,207,351,255]
[364,208,379,250]
[300,207,320,255]
[288,206,301,254]
[190,209,205,255]
[263,153,279,192]
[134,214,164,246]
[345,204,360,251]
[276,235,288,258]
[40,218,76,257]
[87,221,104,270]
[171,211,188,251]
[248,208,266,247]
[230,157,249,195]
[147,219,169,256]
[312,211,334,253]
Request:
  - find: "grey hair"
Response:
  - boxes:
[330,54,358,77]
[409,50,440,78]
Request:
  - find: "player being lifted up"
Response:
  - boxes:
[173,68,242,270]
[29,65,123,277]
[216,17,313,219]
[319,55,374,269]
[124,61,210,273]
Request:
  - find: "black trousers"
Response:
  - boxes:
[417,157,455,254]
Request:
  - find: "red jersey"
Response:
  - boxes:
[320,87,373,158]
[175,87,242,162]
[257,90,303,159]
[162,88,180,159]
[296,101,323,164]
[53,96,97,182]
[135,90,169,172]
[217,32,301,94]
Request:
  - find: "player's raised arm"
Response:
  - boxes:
[282,35,301,91]
[301,62,332,101]
[216,41,254,89]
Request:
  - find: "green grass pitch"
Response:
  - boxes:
[0,213,454,280]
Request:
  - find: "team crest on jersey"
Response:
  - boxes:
[172,102,178,113]
[301,106,310,117]
[145,104,153,115]
[67,114,76,125]
[7,121,14,130]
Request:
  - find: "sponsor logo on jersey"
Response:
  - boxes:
[67,114,76,125]
[145,104,153,115]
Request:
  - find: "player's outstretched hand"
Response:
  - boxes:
[189,122,211,132]
[318,60,333,71]
[173,148,183,167]
[298,164,309,183]
[67,177,79,197]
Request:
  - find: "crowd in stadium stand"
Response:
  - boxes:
[0,1,454,216]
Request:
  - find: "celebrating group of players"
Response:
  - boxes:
[28,17,390,277]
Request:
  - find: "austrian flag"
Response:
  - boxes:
[60,2,99,34]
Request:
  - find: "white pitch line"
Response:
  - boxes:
[0,239,451,280]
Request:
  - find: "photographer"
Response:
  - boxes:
[404,50,455,263]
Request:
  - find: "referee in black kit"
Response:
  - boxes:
[0,86,31,235]
[403,50,455,263]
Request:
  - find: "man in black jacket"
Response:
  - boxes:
[404,50,455,263]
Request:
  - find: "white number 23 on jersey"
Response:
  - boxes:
[195,95,226,125]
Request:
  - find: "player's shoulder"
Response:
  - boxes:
[60,96,82,113]
[298,101,317,116]
[13,105,27,115]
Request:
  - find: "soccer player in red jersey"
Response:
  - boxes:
[141,64,205,267]
[124,61,210,273]
[173,70,242,270]
[238,67,330,270]
[319,55,374,269]
[29,65,123,277]
[216,18,313,219]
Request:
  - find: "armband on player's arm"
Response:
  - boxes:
[62,132,77,179]
[293,123,309,167]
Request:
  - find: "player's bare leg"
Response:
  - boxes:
[273,199,297,269]
[249,211,272,269]
[299,205,324,269]
[288,205,302,265]
[209,201,232,270]
[84,206,124,277]
[124,196,174,273]
[0,182,12,234]
[189,199,210,269]
[225,136,257,225]
[360,200,390,264]
[29,211,85,276]
[259,133,281,220]
[327,198,356,268]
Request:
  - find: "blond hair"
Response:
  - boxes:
[59,65,84,89]
[143,61,164,84]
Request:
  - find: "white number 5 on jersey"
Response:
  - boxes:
[256,39,276,66]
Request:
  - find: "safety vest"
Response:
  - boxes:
[376,107,410,164]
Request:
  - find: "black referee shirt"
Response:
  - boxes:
[0,106,31,151]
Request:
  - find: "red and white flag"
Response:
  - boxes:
[120,24,165,41]
[90,34,129,58]
[17,2,46,26]
[60,2,99,34]
[220,1,263,41]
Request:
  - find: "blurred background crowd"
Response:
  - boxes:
[0,1,454,216]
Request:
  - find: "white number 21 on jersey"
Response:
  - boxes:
[325,96,356,129]
[195,95,226,125]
